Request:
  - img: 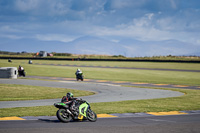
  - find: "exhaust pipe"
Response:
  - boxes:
[66,109,74,117]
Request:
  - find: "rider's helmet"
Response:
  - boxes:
[77,68,80,72]
[66,92,73,99]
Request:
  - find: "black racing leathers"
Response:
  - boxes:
[61,96,78,111]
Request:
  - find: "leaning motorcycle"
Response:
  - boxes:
[18,70,26,77]
[54,99,97,123]
[76,73,84,81]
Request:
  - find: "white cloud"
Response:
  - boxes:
[35,34,77,43]
[111,0,132,9]
[0,25,22,33]
[197,40,200,44]
[170,0,177,9]
[15,0,40,12]
[87,10,200,45]
[109,0,146,9]
[111,39,120,43]
[133,13,153,27]
[89,13,173,41]
[48,1,71,16]
[0,34,23,39]
[1,0,200,55]
[146,13,154,20]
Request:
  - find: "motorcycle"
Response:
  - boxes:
[18,70,26,77]
[54,99,97,123]
[76,73,84,81]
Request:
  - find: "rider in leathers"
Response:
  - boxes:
[61,92,77,112]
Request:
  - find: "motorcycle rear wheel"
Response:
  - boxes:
[56,109,72,123]
[87,109,97,122]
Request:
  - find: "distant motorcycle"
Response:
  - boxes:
[76,73,84,81]
[54,99,97,123]
[18,69,26,77]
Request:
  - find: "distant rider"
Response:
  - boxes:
[75,68,82,75]
[18,65,24,71]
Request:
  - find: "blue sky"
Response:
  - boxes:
[0,0,200,57]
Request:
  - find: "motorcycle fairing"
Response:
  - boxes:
[79,102,89,117]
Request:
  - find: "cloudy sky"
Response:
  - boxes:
[0,0,200,57]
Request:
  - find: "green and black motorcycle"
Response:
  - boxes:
[54,99,97,123]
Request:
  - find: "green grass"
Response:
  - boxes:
[1,59,200,86]
[0,87,199,117]
[1,54,200,61]
[0,58,200,117]
[0,84,94,101]
[91,87,200,114]
[2,59,200,70]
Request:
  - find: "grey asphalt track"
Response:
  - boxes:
[27,75,200,90]
[1,114,200,133]
[1,78,199,133]
[0,79,183,108]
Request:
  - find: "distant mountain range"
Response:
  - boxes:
[1,36,200,57]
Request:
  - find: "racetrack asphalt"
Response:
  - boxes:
[1,68,200,132]
[1,76,200,133]
[27,75,200,90]
[1,114,200,133]
[0,77,184,108]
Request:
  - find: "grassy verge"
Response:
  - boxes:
[91,87,200,114]
[1,54,200,61]
[0,87,200,117]
[0,84,94,101]
[2,59,200,70]
[1,59,200,86]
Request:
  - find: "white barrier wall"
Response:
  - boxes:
[0,67,18,79]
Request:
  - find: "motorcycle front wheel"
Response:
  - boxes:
[87,109,97,122]
[56,109,72,123]
[23,72,26,77]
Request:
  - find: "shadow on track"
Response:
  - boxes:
[38,119,89,123]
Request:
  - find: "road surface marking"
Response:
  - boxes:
[147,111,188,116]
[112,81,128,83]
[173,85,189,87]
[96,80,109,82]
[153,84,169,86]
[0,117,25,121]
[97,114,118,118]
[132,82,149,84]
